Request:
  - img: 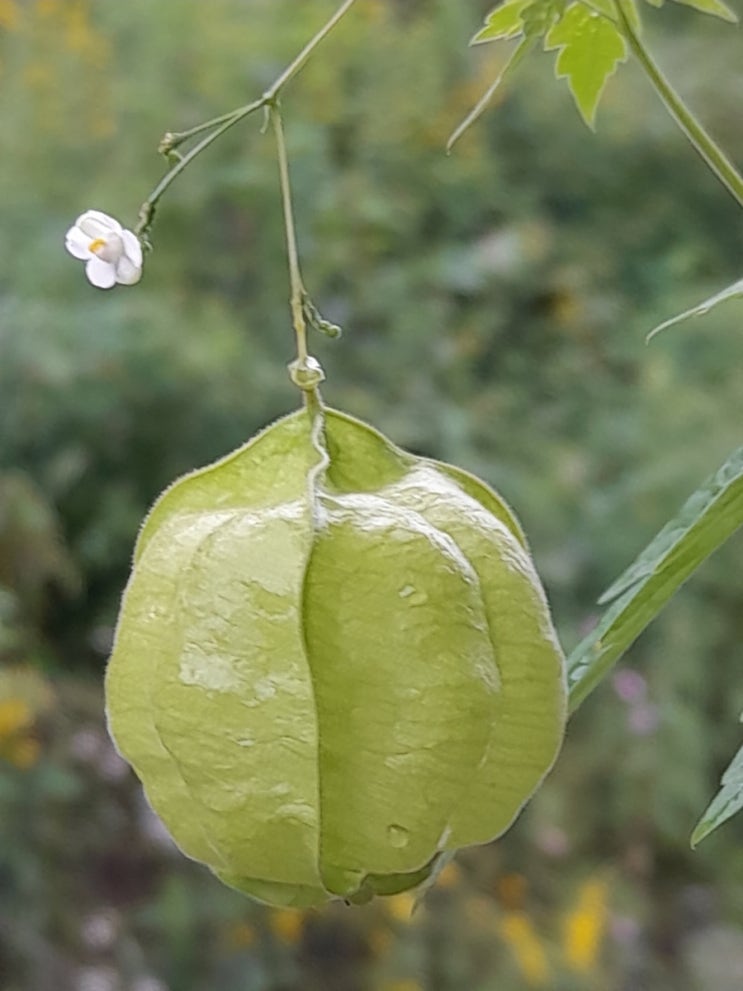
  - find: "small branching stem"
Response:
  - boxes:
[135,0,358,237]
[263,0,358,104]
[136,102,263,236]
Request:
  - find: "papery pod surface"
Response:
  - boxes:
[106,406,567,907]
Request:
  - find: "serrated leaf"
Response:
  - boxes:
[671,0,738,22]
[568,446,743,711]
[521,0,562,38]
[692,740,743,846]
[647,277,743,341]
[472,0,533,43]
[544,3,628,127]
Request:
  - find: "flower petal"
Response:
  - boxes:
[85,256,117,289]
[65,225,92,260]
[77,209,122,240]
[121,229,143,269]
[115,255,142,286]
[95,233,124,264]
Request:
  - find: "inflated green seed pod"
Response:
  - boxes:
[106,406,566,907]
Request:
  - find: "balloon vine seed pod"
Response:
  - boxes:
[106,404,567,908]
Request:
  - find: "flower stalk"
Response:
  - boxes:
[135,0,359,239]
[136,101,264,238]
[269,100,326,402]
[270,101,308,367]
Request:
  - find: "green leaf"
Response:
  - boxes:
[671,0,738,22]
[451,0,566,150]
[692,739,743,846]
[568,446,743,711]
[544,3,628,127]
[521,0,564,37]
[472,0,534,43]
[647,277,743,341]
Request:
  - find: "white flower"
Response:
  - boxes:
[65,210,143,289]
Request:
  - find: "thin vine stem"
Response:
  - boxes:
[270,101,308,366]
[136,101,263,236]
[617,0,743,210]
[264,0,358,103]
[136,0,359,238]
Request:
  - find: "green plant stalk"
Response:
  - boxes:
[165,0,359,152]
[270,101,309,369]
[264,0,358,103]
[136,102,263,236]
[136,0,359,237]
[617,0,743,210]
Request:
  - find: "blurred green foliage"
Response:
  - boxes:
[1,1,743,989]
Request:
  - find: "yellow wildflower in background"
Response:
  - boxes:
[562,877,609,974]
[0,0,20,31]
[385,892,418,923]
[0,668,52,770]
[0,699,41,768]
[498,911,550,988]
[0,697,41,769]
[435,861,462,889]
[0,698,32,738]
[8,0,113,139]
[270,908,304,944]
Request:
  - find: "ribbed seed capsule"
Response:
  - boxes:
[106,406,566,907]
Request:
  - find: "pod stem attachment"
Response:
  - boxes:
[269,100,326,400]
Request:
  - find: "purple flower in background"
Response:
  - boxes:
[612,668,647,704]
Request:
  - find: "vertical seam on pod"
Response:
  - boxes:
[298,399,332,896]
[443,524,566,847]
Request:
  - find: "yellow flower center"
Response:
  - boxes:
[89,237,107,254]
[0,698,32,737]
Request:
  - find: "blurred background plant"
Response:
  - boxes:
[1,1,742,989]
